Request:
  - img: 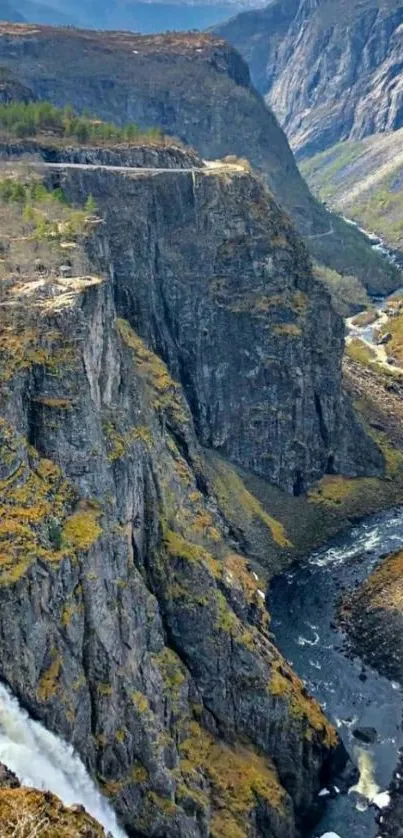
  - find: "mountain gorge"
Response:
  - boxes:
[0,139,360,837]
[0,23,397,295]
[217,0,403,159]
[1,11,403,838]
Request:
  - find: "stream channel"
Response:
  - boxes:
[270,225,403,838]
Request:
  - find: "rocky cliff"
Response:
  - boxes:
[0,149,371,837]
[0,22,398,292]
[48,155,384,493]
[218,0,403,159]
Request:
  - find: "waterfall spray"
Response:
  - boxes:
[0,682,127,838]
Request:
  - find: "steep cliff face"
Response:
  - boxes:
[0,160,352,838]
[218,0,403,159]
[46,159,382,494]
[0,22,398,292]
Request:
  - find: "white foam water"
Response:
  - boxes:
[349,747,390,812]
[0,682,127,838]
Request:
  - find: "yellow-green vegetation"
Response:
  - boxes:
[163,527,257,648]
[163,526,221,592]
[211,457,292,548]
[352,309,379,328]
[273,323,301,337]
[117,319,189,427]
[37,651,61,702]
[0,322,77,384]
[354,549,403,612]
[0,175,91,242]
[300,139,369,203]
[308,474,381,507]
[268,660,337,747]
[380,308,403,366]
[61,505,102,552]
[132,691,150,713]
[0,100,166,146]
[366,422,403,480]
[163,463,222,546]
[0,170,102,391]
[223,553,263,604]
[345,338,377,366]
[60,591,83,628]
[0,421,102,584]
[148,791,177,817]
[300,129,403,251]
[214,590,239,633]
[100,764,146,798]
[164,528,218,569]
[97,683,113,698]
[351,184,403,249]
[102,419,152,463]
[0,786,106,837]
[179,721,284,838]
[313,264,370,317]
[33,397,73,410]
[221,287,308,318]
[154,647,186,702]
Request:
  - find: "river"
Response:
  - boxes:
[271,222,403,838]
[270,508,403,838]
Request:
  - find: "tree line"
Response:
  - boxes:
[0,101,164,144]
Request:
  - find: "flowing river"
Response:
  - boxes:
[270,220,403,838]
[270,508,403,838]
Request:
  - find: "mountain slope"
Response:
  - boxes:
[217,0,403,159]
[0,147,359,838]
[300,129,403,253]
[0,23,398,293]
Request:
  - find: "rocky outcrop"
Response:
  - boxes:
[0,762,106,836]
[0,67,35,104]
[0,138,201,168]
[0,155,364,838]
[218,0,403,159]
[0,22,398,291]
[47,158,383,494]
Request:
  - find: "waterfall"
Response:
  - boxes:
[0,682,127,838]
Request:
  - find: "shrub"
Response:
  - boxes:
[0,101,165,146]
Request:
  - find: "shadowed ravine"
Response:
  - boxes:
[270,508,403,838]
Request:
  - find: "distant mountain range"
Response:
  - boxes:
[217,0,403,158]
[0,0,267,32]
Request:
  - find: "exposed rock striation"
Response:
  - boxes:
[0,66,35,104]
[0,22,397,290]
[218,0,403,159]
[0,154,367,838]
[47,157,383,494]
[0,138,201,169]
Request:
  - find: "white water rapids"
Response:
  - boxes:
[0,682,127,837]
